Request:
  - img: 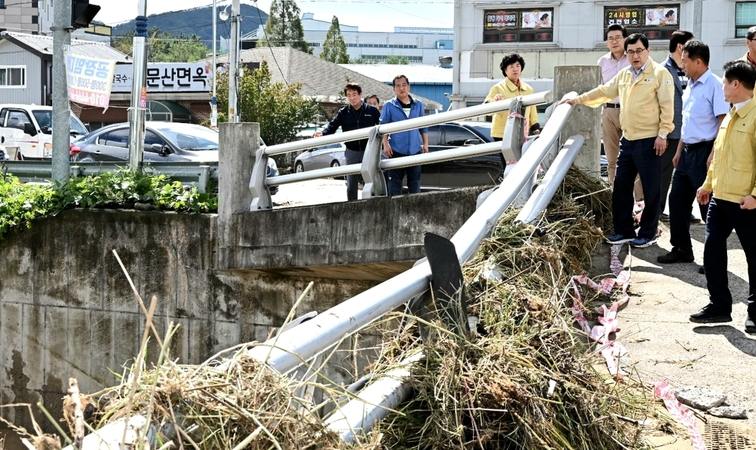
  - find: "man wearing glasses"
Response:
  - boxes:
[564,33,675,248]
[597,24,629,186]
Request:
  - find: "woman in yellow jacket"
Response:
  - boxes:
[485,53,541,141]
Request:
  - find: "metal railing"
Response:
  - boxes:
[245,93,577,374]
[1,160,216,193]
[249,91,552,209]
[323,135,586,442]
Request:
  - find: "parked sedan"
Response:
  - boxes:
[70,121,279,193]
[71,122,221,163]
[293,142,346,172]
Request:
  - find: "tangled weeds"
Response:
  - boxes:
[366,169,657,449]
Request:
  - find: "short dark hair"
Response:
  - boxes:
[392,75,409,87]
[669,30,694,53]
[606,24,628,39]
[747,26,756,40]
[665,9,675,18]
[682,40,710,66]
[500,53,525,75]
[344,82,362,95]
[540,13,549,20]
[624,33,649,51]
[724,60,756,90]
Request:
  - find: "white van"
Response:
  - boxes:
[0,104,88,159]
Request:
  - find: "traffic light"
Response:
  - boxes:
[71,0,101,29]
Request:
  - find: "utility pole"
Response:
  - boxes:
[128,0,149,171]
[449,0,465,111]
[210,0,218,128]
[52,0,72,182]
[228,0,240,123]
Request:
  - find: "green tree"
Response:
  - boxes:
[320,16,349,64]
[385,55,410,65]
[262,0,311,54]
[113,28,208,62]
[216,62,317,145]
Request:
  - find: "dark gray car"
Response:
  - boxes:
[71,121,220,163]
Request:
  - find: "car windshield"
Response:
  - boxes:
[31,110,88,135]
[469,125,492,141]
[154,124,218,151]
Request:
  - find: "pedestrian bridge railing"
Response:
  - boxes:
[249,91,553,210]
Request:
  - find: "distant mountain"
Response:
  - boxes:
[112,4,268,49]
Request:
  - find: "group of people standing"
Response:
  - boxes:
[315,76,429,199]
[564,25,756,334]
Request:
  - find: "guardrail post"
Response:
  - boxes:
[500,97,525,163]
[361,127,387,199]
[249,146,272,210]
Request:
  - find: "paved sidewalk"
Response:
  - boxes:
[600,221,756,444]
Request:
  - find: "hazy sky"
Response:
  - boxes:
[96,0,453,32]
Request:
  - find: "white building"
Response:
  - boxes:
[452,0,750,106]
[245,13,454,65]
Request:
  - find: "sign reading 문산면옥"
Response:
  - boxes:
[65,52,116,109]
[112,62,213,93]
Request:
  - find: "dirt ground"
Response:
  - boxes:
[598,220,756,448]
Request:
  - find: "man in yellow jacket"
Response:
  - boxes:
[564,33,675,248]
[692,60,756,334]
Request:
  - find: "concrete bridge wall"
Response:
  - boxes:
[0,187,482,427]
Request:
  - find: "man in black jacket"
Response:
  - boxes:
[315,83,380,200]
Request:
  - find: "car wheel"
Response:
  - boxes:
[295,162,304,173]
[331,160,340,167]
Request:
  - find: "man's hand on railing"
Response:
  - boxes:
[383,142,393,158]
[313,131,323,138]
[559,98,579,106]
[421,144,429,153]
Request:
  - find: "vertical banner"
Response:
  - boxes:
[65,53,116,110]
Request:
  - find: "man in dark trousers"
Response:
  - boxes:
[660,30,694,219]
[315,82,380,201]
[564,33,675,248]
[380,75,428,195]
[691,60,756,334]
[657,40,728,265]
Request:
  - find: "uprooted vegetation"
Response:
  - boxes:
[3,169,682,449]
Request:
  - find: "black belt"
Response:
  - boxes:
[604,103,620,109]
[683,140,715,149]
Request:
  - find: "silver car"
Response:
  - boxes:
[293,142,346,172]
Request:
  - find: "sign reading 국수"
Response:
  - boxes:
[65,53,116,109]
[111,62,213,93]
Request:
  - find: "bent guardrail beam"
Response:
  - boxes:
[245,93,577,375]
[324,133,585,443]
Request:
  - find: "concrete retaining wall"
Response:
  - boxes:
[0,186,482,428]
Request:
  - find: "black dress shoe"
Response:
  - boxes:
[698,266,705,275]
[746,317,756,334]
[689,303,732,323]
[657,248,694,264]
